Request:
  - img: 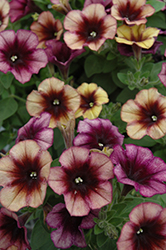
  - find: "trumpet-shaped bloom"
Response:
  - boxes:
[45,40,85,79]
[46,203,98,249]
[0,29,48,84]
[73,118,124,150]
[48,146,114,216]
[51,0,71,15]
[75,82,109,119]
[0,0,10,32]
[16,112,54,150]
[0,208,31,250]
[9,0,42,23]
[115,24,160,49]
[30,11,63,48]
[111,0,155,25]
[117,202,166,250]
[64,3,117,51]
[110,144,166,197]
[121,88,166,140]
[0,140,52,212]
[26,77,80,128]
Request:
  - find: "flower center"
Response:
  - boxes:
[89,102,94,108]
[98,142,104,147]
[11,55,18,62]
[75,176,83,184]
[151,115,157,122]
[53,99,60,105]
[30,171,38,179]
[137,228,143,235]
[89,31,97,38]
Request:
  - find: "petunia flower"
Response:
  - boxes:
[51,0,71,15]
[46,203,99,249]
[16,112,54,150]
[26,77,80,128]
[84,0,113,14]
[116,24,160,49]
[0,29,48,84]
[111,0,155,25]
[30,11,63,48]
[75,82,109,119]
[117,40,163,57]
[9,0,42,23]
[63,3,117,51]
[117,202,166,250]
[158,50,166,87]
[73,118,124,150]
[0,140,52,212]
[45,40,85,80]
[0,207,31,250]
[121,88,166,140]
[0,0,10,32]
[48,146,114,216]
[110,144,166,197]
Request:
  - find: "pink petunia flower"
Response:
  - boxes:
[158,50,166,86]
[64,3,117,51]
[117,202,166,250]
[121,88,166,140]
[30,11,63,48]
[73,118,124,150]
[16,112,54,150]
[0,140,52,212]
[0,207,31,250]
[110,144,166,197]
[0,29,48,84]
[48,146,114,216]
[46,203,99,249]
[45,40,85,80]
[111,0,155,25]
[9,0,42,23]
[26,77,80,128]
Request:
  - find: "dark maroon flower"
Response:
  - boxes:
[84,0,113,14]
[0,207,31,250]
[46,203,98,249]
[0,29,48,84]
[117,202,166,250]
[110,144,166,197]
[117,40,163,57]
[48,146,114,216]
[16,112,54,150]
[45,40,85,79]
[73,118,124,150]
[9,0,42,23]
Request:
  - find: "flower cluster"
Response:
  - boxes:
[0,0,166,249]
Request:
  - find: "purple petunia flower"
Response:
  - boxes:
[48,146,114,216]
[110,144,166,197]
[117,202,166,250]
[16,112,54,150]
[45,40,85,80]
[46,203,99,249]
[73,118,124,150]
[0,207,31,250]
[0,29,48,84]
[9,0,42,23]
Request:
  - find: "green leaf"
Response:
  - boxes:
[96,233,108,247]
[147,12,166,29]
[0,72,14,89]
[0,97,18,121]
[116,87,138,103]
[146,0,165,12]
[117,73,128,85]
[124,135,157,147]
[94,224,104,235]
[84,55,104,77]
[31,220,51,249]
[51,158,61,167]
